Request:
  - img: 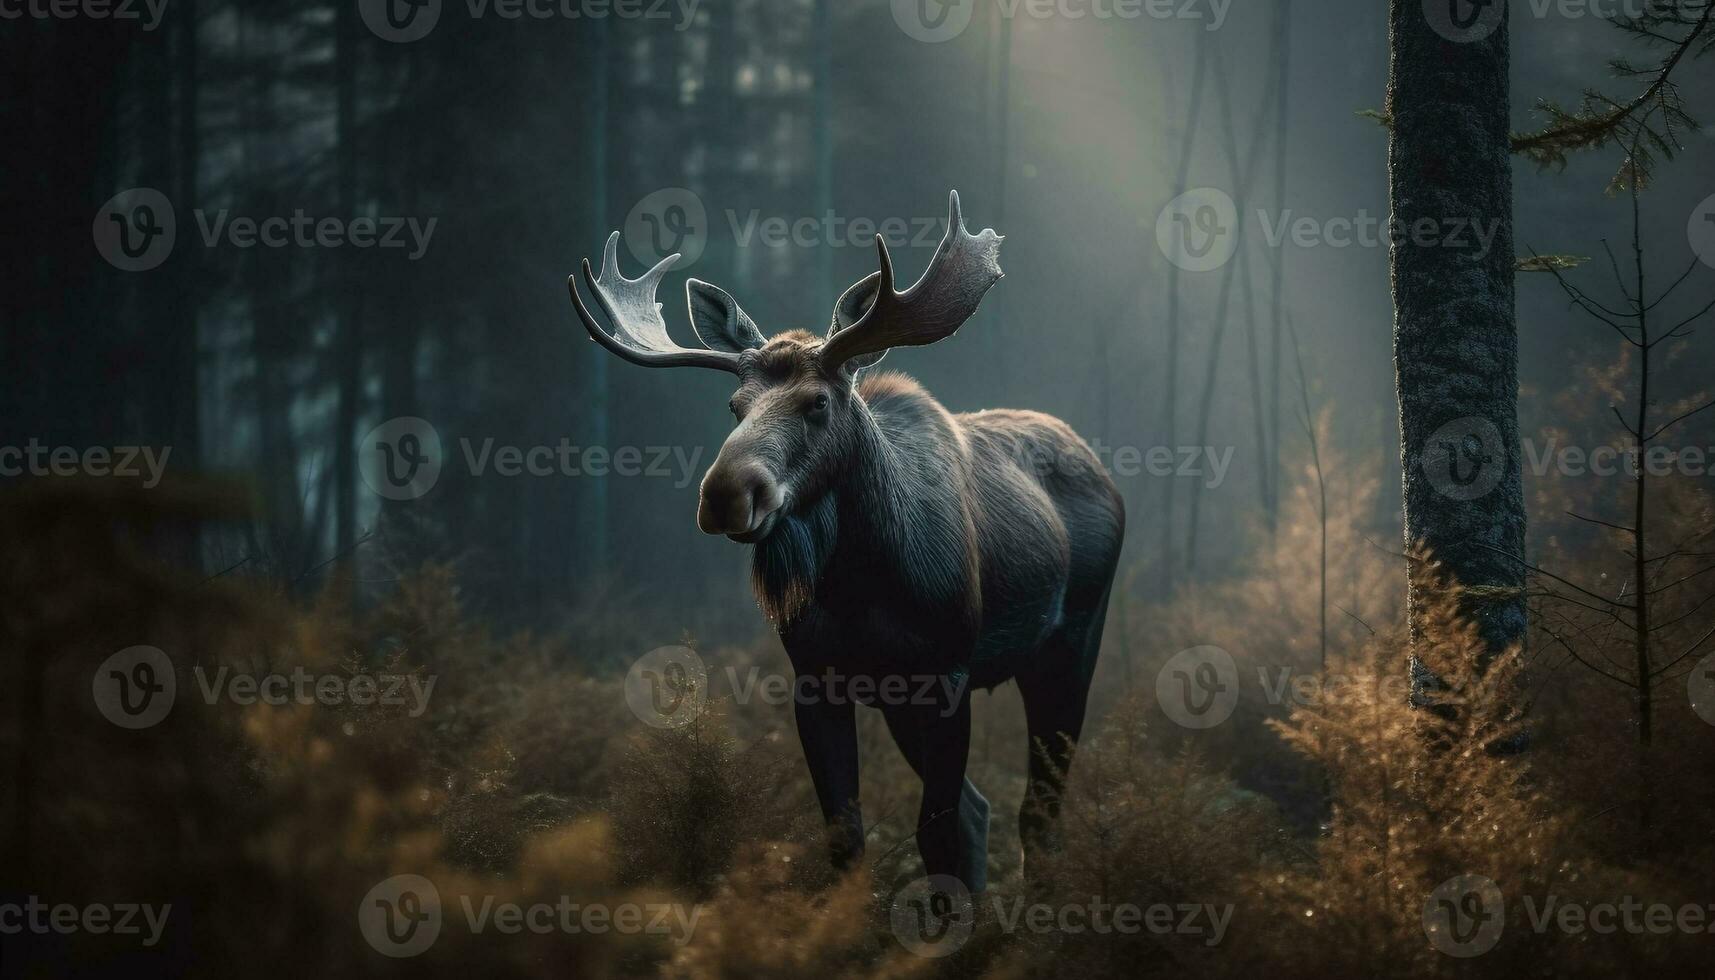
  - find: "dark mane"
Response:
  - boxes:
[750,492,838,626]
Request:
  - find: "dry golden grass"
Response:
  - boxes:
[2,457,1711,979]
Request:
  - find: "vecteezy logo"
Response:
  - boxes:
[1423,875,1504,957]
[359,874,442,957]
[92,646,177,729]
[623,188,708,269]
[1155,645,1239,729]
[889,874,975,957]
[624,646,708,728]
[1689,652,1715,727]
[93,188,177,272]
[891,0,976,43]
[358,417,444,501]
[1688,193,1715,271]
[1421,417,1506,501]
[359,0,441,42]
[1156,187,1238,273]
[1423,0,1504,44]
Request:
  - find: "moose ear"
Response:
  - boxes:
[687,279,766,355]
[826,272,887,372]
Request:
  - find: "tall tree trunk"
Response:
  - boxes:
[333,0,364,572]
[1265,0,1292,534]
[988,7,1013,397]
[581,14,612,583]
[1160,31,1210,596]
[1625,180,1653,833]
[245,10,307,573]
[156,0,203,572]
[1388,3,1527,676]
[171,0,201,481]
[813,0,833,306]
[135,3,199,565]
[378,58,421,430]
[2,13,131,881]
[1186,45,1270,575]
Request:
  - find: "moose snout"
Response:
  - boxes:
[697,461,784,539]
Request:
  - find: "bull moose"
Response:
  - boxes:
[567,192,1124,892]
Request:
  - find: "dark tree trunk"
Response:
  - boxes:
[1,13,132,882]
[1625,182,1653,833]
[581,15,613,583]
[243,7,308,573]
[333,0,363,568]
[1388,3,1527,670]
[813,0,833,304]
[173,0,201,476]
[988,9,1012,395]
[1160,30,1210,595]
[1265,0,1292,533]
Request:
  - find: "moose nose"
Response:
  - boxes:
[697,463,782,537]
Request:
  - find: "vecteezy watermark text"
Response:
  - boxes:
[359,0,701,43]
[1425,874,1715,957]
[0,0,168,29]
[0,897,171,948]
[889,874,1232,957]
[357,417,709,501]
[891,0,1230,44]
[1156,188,1505,273]
[619,192,969,270]
[358,874,701,957]
[1255,209,1502,259]
[460,438,704,488]
[623,646,972,728]
[1,440,171,488]
[93,646,436,729]
[1428,0,1689,45]
[192,209,436,259]
[1521,438,1715,480]
[1017,440,1233,489]
[1419,416,1715,502]
[1154,647,1525,730]
[95,189,436,272]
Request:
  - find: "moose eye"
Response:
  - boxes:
[809,393,830,414]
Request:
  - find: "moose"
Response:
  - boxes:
[567,192,1124,892]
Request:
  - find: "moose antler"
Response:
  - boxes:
[567,232,742,374]
[820,191,1004,368]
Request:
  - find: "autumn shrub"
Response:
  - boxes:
[1121,416,1405,819]
[609,708,816,895]
[662,841,927,980]
[1005,695,1281,978]
[5,460,1713,980]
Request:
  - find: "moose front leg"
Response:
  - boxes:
[794,696,865,871]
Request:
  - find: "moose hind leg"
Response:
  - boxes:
[1016,675,1085,867]
[1016,584,1109,875]
[956,778,991,893]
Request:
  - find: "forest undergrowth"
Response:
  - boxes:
[3,437,1711,979]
